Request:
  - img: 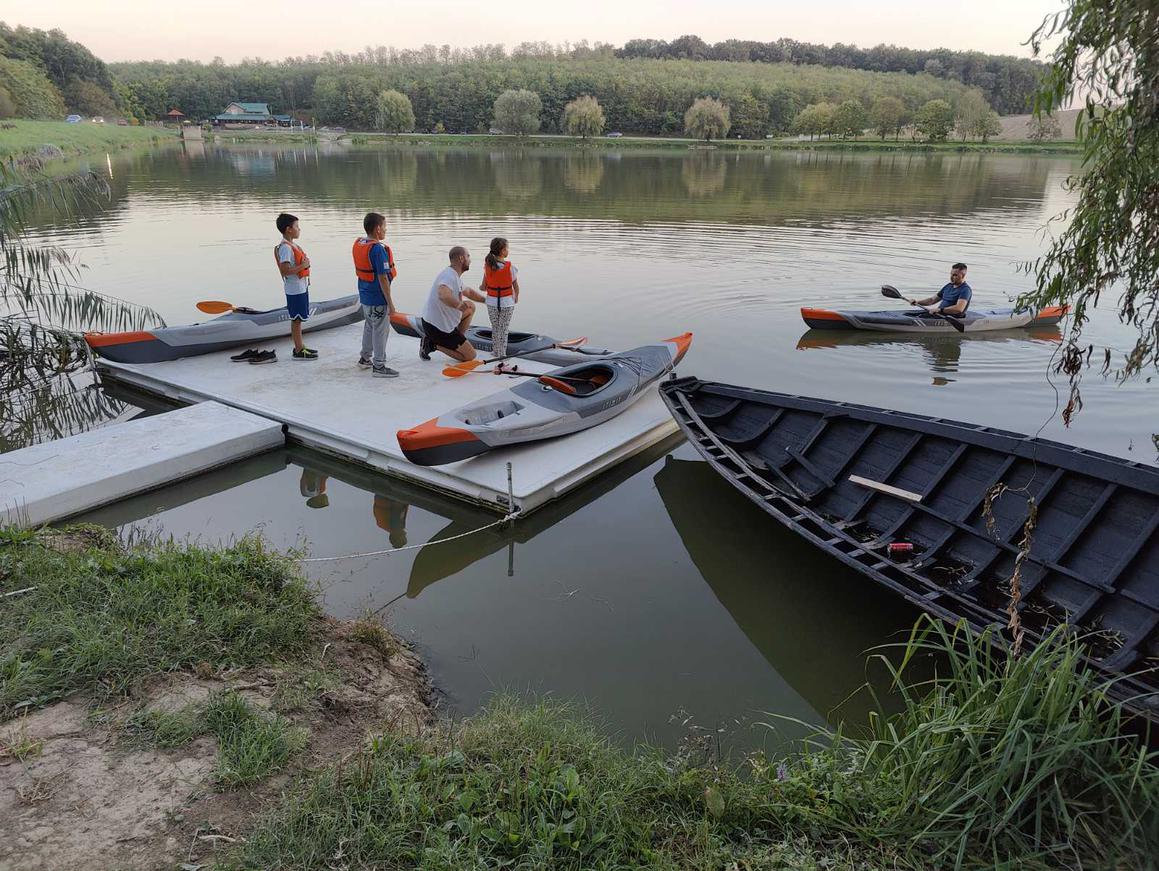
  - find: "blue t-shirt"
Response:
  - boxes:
[357,243,392,306]
[936,282,972,311]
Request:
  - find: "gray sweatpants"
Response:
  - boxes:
[487,304,514,357]
[361,304,389,366]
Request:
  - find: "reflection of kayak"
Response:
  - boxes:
[85,295,363,363]
[795,326,1062,352]
[390,312,612,365]
[398,334,692,467]
[800,305,1067,333]
[654,455,916,722]
[407,435,680,598]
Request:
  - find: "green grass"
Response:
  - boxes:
[0,526,320,717]
[127,690,306,788]
[0,120,176,164]
[344,131,1080,155]
[230,620,1158,871]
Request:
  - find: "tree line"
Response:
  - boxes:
[0,23,119,118]
[0,21,1037,144]
[112,55,979,139]
[616,34,1044,115]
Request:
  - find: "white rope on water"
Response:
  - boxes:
[297,511,520,563]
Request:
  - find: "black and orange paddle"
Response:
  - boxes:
[442,335,588,378]
[196,300,237,314]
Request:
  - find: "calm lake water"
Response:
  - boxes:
[29,142,1157,749]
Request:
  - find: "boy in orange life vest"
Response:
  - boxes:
[353,212,399,378]
[275,213,317,360]
[482,237,520,357]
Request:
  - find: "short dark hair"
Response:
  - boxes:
[449,245,467,262]
[276,212,298,234]
[952,262,967,271]
[363,212,386,235]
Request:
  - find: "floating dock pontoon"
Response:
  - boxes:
[97,323,681,515]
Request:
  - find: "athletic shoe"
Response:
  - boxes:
[418,336,433,361]
[230,348,261,362]
[248,350,277,364]
[372,365,399,378]
[357,356,372,369]
[292,347,318,360]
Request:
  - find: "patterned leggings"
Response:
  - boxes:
[488,305,514,357]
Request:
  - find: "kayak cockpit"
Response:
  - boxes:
[538,364,617,397]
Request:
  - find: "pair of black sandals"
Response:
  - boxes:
[230,348,277,364]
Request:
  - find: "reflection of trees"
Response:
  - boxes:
[19,145,1066,235]
[680,154,728,197]
[561,155,606,194]
[490,153,543,199]
[377,152,418,198]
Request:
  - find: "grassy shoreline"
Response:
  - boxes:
[0,120,178,165]
[204,127,1081,154]
[2,527,1154,869]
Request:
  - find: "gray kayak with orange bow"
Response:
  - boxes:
[389,311,612,365]
[398,333,692,466]
[85,295,363,363]
[800,304,1067,333]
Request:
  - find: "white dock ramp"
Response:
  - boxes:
[98,323,680,514]
[1,401,283,527]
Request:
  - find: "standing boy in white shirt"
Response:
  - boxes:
[274,212,317,360]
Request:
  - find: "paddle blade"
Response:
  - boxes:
[554,336,588,348]
[880,285,903,300]
[196,300,235,314]
[442,360,485,378]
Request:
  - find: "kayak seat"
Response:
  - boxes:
[538,364,617,397]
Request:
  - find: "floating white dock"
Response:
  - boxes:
[98,323,680,515]
[0,401,283,527]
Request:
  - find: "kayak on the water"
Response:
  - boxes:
[397,333,692,466]
[85,294,363,364]
[389,311,612,366]
[800,305,1068,333]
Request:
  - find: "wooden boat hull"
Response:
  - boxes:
[660,376,1159,722]
[85,295,363,363]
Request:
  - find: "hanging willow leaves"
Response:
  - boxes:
[1,154,165,450]
[1021,0,1159,425]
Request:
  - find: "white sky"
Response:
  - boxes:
[0,0,1062,63]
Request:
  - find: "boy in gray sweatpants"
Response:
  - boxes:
[352,211,398,378]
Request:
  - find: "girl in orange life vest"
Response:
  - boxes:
[482,237,520,357]
[274,212,316,360]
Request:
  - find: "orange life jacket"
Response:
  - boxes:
[274,240,310,278]
[353,238,397,283]
[483,260,514,298]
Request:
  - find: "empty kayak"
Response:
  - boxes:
[800,305,1067,333]
[398,333,692,466]
[389,311,612,365]
[85,295,363,363]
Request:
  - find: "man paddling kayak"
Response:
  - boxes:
[906,262,972,317]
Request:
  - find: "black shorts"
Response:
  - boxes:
[421,319,467,350]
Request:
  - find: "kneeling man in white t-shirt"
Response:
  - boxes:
[419,246,487,362]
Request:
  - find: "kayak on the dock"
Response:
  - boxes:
[397,333,692,466]
[800,305,1067,333]
[84,294,363,364]
[389,311,612,365]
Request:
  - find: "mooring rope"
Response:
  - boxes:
[297,511,519,563]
